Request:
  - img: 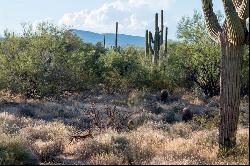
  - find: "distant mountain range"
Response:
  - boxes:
[71,29,145,47]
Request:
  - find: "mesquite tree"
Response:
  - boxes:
[201,0,249,150]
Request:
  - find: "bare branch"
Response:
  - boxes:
[222,0,246,45]
[201,0,222,42]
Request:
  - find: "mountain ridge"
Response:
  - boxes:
[71,29,145,47]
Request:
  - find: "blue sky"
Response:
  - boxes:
[0,0,224,39]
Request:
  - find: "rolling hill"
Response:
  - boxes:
[71,29,145,47]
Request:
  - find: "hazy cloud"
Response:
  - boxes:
[58,0,174,36]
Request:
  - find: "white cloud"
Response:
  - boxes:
[58,0,175,36]
[128,0,174,9]
[27,0,175,37]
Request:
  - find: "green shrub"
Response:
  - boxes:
[0,23,98,97]
[0,134,36,165]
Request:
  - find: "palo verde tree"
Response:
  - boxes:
[200,0,249,150]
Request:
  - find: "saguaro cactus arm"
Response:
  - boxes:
[148,31,154,54]
[237,0,249,20]
[201,0,222,42]
[232,0,243,8]
[222,0,246,45]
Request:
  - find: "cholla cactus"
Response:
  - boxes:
[201,0,249,150]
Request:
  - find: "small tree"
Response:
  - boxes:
[200,0,249,150]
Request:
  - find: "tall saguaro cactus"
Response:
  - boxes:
[154,13,160,64]
[145,10,168,63]
[161,10,164,45]
[165,27,168,54]
[201,0,249,150]
[103,35,106,48]
[145,30,149,56]
[115,22,118,48]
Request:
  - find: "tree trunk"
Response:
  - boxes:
[219,38,244,149]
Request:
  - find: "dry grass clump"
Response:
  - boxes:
[239,100,249,127]
[0,112,33,134]
[168,122,194,138]
[75,128,155,165]
[19,121,71,143]
[19,121,73,162]
[0,133,37,165]
[87,153,124,165]
[32,140,64,162]
[74,121,248,165]
[216,129,249,165]
[0,90,248,165]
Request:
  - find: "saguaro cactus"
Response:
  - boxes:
[148,31,155,55]
[103,35,106,48]
[115,22,118,48]
[201,0,249,150]
[165,27,168,54]
[145,10,168,62]
[145,30,149,56]
[154,13,160,64]
[161,10,164,45]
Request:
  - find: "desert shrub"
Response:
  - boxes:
[19,121,71,144]
[98,49,145,92]
[175,11,221,97]
[127,112,158,130]
[111,136,153,165]
[32,140,64,162]
[190,112,219,130]
[217,130,249,164]
[0,133,36,165]
[168,122,194,138]
[18,121,72,162]
[175,11,249,98]
[163,111,176,124]
[0,23,98,97]
[151,105,166,115]
[241,47,249,96]
[78,141,116,160]
[87,153,124,165]
[162,106,182,124]
[127,90,146,107]
[0,112,31,134]
[17,108,36,118]
[0,14,248,98]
